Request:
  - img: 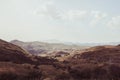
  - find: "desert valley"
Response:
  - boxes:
[0,39,120,80]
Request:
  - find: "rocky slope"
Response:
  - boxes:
[69,45,120,63]
[0,39,59,80]
[0,39,33,64]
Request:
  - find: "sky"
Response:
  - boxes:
[0,0,120,43]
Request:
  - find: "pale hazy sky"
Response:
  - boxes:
[0,0,120,43]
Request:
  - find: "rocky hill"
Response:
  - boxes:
[0,39,33,64]
[69,45,120,63]
[0,39,59,80]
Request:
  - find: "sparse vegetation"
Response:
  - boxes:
[0,39,120,80]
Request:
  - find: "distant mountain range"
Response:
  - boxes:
[75,42,120,46]
[10,40,89,56]
[35,39,120,46]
